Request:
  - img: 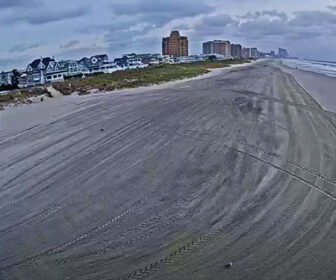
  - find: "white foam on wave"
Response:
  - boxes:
[282,59,336,78]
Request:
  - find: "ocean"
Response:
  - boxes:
[282,59,336,78]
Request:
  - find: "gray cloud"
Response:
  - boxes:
[0,57,29,70]
[27,7,90,24]
[57,46,107,60]
[76,17,147,34]
[290,11,336,26]
[188,14,236,40]
[9,43,40,53]
[62,5,336,60]
[327,5,336,11]
[0,0,42,9]
[60,40,80,49]
[202,14,235,27]
[238,10,288,21]
[185,9,326,54]
[234,13,327,45]
[190,10,329,44]
[284,30,321,41]
[1,0,336,70]
[4,6,90,25]
[110,0,213,18]
[237,19,288,38]
[105,28,151,53]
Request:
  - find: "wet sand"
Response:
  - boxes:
[276,61,336,113]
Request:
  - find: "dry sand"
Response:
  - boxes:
[0,62,254,135]
[1,62,336,280]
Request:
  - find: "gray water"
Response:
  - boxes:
[282,59,336,77]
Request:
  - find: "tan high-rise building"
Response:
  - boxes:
[162,31,189,57]
[203,40,231,57]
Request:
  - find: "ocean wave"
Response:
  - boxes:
[282,59,336,78]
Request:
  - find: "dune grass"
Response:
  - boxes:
[53,59,250,95]
[0,59,250,109]
[0,87,51,109]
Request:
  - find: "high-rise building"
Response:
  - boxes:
[242,48,251,59]
[251,48,259,58]
[162,31,189,57]
[231,44,242,59]
[203,40,231,57]
[202,42,212,55]
[278,48,289,58]
[242,47,259,58]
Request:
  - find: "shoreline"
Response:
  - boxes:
[280,64,336,113]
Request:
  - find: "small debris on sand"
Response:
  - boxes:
[224,262,233,269]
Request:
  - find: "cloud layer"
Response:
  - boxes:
[0,0,336,69]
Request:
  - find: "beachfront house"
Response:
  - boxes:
[21,54,120,87]
[24,57,68,87]
[77,54,119,74]
[114,53,149,69]
[160,55,175,64]
[175,55,204,64]
[45,61,68,83]
[0,71,13,86]
[25,57,53,86]
[58,60,89,78]
[130,53,162,65]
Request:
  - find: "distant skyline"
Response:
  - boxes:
[1,0,336,70]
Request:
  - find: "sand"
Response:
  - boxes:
[1,62,336,280]
[281,66,336,113]
[0,62,254,135]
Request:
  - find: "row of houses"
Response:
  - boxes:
[2,53,165,88]
[22,54,134,87]
[10,53,217,88]
[2,46,288,89]
[2,30,290,88]
[0,50,258,89]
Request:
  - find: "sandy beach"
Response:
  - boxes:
[0,62,253,135]
[1,62,336,280]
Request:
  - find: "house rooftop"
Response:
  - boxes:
[28,57,55,69]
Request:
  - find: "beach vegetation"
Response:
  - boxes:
[53,59,250,95]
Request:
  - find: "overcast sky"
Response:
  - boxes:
[1,0,336,70]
